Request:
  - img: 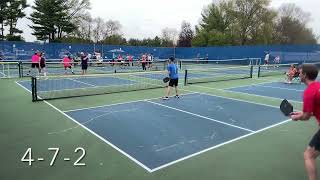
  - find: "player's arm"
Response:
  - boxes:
[291,93,313,121]
[167,66,170,76]
[291,111,312,121]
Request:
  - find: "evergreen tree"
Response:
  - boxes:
[5,0,28,36]
[29,0,75,42]
[0,1,9,40]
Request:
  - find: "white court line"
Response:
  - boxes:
[16,81,32,93]
[43,100,153,173]
[15,81,294,173]
[191,84,302,104]
[67,78,95,87]
[64,92,198,113]
[0,71,5,77]
[255,84,304,92]
[146,100,254,133]
[150,118,291,172]
[14,81,153,172]
[37,83,137,93]
[221,79,280,89]
[181,89,283,109]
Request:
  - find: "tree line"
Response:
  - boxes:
[0,0,317,47]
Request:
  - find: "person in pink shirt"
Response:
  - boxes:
[141,54,147,71]
[118,54,123,66]
[27,51,40,76]
[128,55,133,66]
[62,55,74,74]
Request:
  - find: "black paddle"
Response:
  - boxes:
[280,99,293,116]
[163,77,170,83]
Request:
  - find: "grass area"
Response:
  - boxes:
[1,75,319,180]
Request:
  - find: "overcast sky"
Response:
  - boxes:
[18,0,320,42]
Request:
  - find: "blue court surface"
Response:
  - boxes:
[227,82,305,102]
[18,76,137,92]
[64,93,288,171]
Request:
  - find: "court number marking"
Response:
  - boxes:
[21,148,86,166]
[21,148,35,166]
[74,147,86,166]
[48,148,59,166]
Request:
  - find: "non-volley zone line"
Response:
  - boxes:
[145,100,254,133]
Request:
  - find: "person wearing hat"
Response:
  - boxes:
[27,51,41,76]
[39,52,47,77]
[264,51,270,66]
[81,52,88,75]
[162,57,179,100]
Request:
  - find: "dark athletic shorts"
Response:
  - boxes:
[169,78,178,87]
[31,63,39,68]
[82,65,88,70]
[309,129,320,151]
[64,66,72,70]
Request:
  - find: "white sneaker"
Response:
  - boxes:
[162,97,169,100]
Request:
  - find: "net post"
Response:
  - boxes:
[184,69,188,86]
[18,61,22,78]
[250,65,253,78]
[21,62,25,77]
[31,77,38,102]
[179,60,182,70]
[258,65,261,78]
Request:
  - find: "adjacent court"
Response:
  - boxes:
[228,81,305,102]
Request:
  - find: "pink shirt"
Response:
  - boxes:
[32,55,39,63]
[63,57,71,67]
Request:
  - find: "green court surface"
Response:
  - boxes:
[1,74,319,180]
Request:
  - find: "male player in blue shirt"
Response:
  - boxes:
[162,57,179,100]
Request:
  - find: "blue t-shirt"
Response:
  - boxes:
[167,63,178,79]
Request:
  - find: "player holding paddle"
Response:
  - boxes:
[162,57,179,100]
[289,64,320,180]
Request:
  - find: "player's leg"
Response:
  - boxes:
[305,130,320,180]
[163,80,174,100]
[69,66,74,74]
[174,79,179,98]
[36,64,40,76]
[305,147,320,180]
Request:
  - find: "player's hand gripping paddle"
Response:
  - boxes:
[280,99,293,116]
[163,77,170,83]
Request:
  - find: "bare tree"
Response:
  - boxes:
[92,17,105,43]
[278,3,310,25]
[275,3,316,44]
[65,0,91,19]
[161,27,178,46]
[73,13,93,40]
[103,20,122,39]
